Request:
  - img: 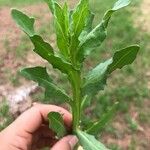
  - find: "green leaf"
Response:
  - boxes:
[48,112,66,138]
[20,67,71,103]
[71,0,89,38]
[108,45,140,73]
[82,45,139,96]
[86,102,119,135]
[77,0,131,63]
[76,130,109,150]
[69,0,90,65]
[103,0,131,28]
[30,35,74,74]
[11,9,74,74]
[11,9,35,36]
[44,0,55,14]
[31,35,54,54]
[82,59,112,96]
[54,2,70,58]
[63,2,69,33]
[79,11,95,41]
[113,0,130,11]
[77,24,106,63]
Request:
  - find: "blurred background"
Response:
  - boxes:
[0,0,149,149]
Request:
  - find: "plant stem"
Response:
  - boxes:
[69,70,82,132]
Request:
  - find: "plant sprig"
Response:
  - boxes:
[11,0,139,149]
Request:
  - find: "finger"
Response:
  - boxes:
[51,135,78,150]
[9,104,72,134]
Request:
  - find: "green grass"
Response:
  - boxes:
[0,0,42,7]
[82,0,150,148]
[138,111,150,124]
[0,100,13,131]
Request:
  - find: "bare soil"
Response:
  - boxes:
[0,4,51,96]
[136,0,150,32]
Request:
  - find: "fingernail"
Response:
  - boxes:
[69,136,78,150]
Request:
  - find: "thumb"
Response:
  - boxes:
[51,135,78,150]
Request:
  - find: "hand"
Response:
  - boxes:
[0,104,77,150]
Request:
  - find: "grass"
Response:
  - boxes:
[83,0,150,148]
[0,0,42,7]
[0,0,149,149]
[0,100,13,131]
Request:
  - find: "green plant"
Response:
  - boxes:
[126,115,138,132]
[0,100,13,131]
[11,0,140,149]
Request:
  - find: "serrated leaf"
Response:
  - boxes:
[48,112,66,138]
[77,0,131,63]
[20,67,71,103]
[44,0,55,14]
[82,45,139,96]
[86,102,119,135]
[54,2,70,58]
[30,35,74,74]
[76,130,109,150]
[11,9,35,36]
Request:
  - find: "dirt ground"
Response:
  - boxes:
[0,4,51,98]
[0,0,150,149]
[136,0,150,32]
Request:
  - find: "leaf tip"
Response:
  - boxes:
[112,0,131,11]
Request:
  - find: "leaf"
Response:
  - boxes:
[31,35,54,54]
[82,59,112,96]
[44,0,55,14]
[86,102,119,135]
[69,0,90,64]
[20,67,71,103]
[11,9,74,74]
[108,45,140,73]
[79,11,95,41]
[77,0,131,63]
[48,112,66,138]
[54,2,70,58]
[63,2,69,33]
[71,0,89,38]
[82,45,140,96]
[113,0,130,11]
[30,35,74,74]
[77,24,106,63]
[11,9,35,36]
[76,130,109,150]
[103,0,131,27]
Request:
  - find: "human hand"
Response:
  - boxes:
[0,104,78,150]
